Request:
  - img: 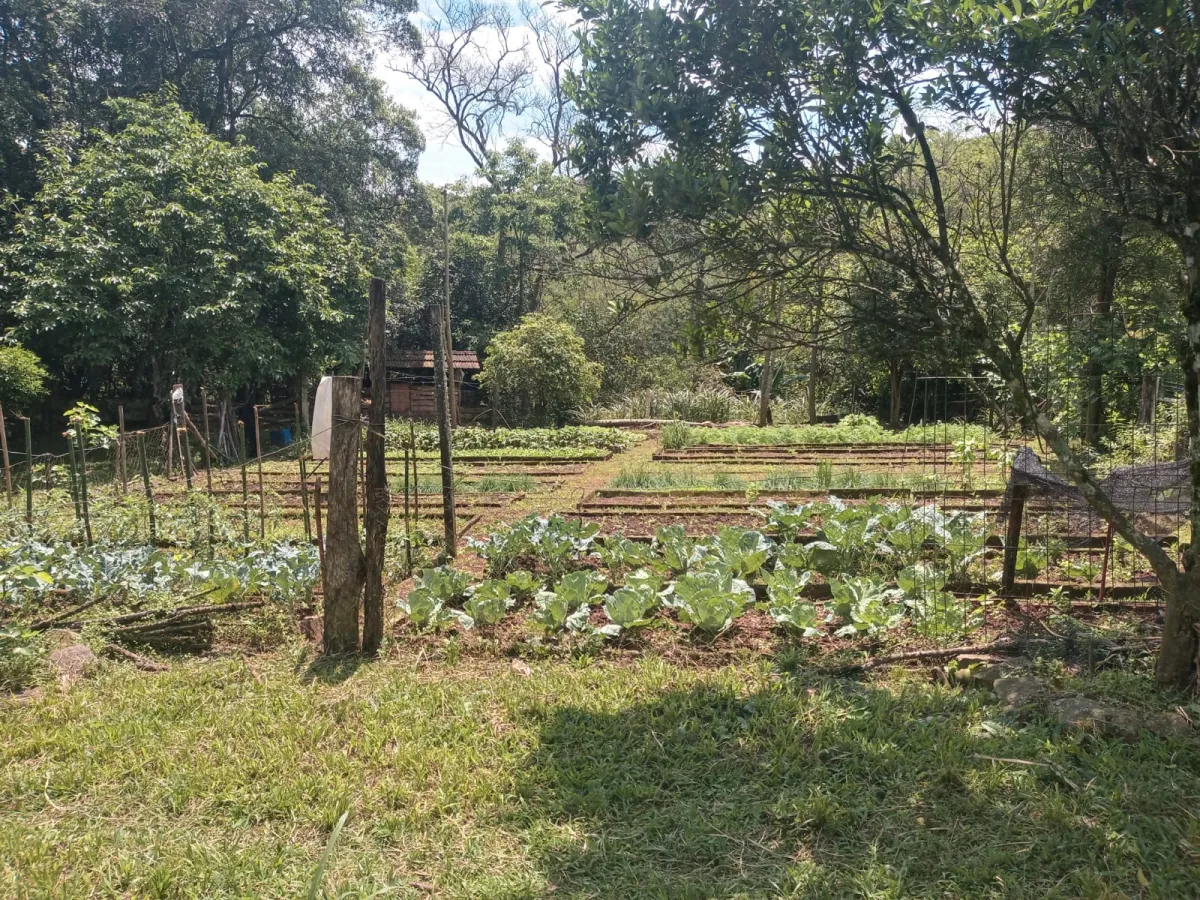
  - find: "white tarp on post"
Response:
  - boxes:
[311,376,333,460]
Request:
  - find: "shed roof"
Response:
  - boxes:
[392,350,481,371]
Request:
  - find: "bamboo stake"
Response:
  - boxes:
[138,434,157,544]
[299,455,312,540]
[253,405,265,540]
[403,446,412,570]
[64,430,81,523]
[117,405,127,495]
[180,428,193,492]
[75,426,93,546]
[0,403,12,506]
[22,417,32,526]
[238,421,250,545]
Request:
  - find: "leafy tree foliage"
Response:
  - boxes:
[0,344,48,414]
[2,96,365,406]
[478,314,601,425]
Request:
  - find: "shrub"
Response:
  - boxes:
[478,315,602,426]
[0,345,48,414]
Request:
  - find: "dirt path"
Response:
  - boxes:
[461,432,660,539]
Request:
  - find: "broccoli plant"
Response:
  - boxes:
[664,571,755,634]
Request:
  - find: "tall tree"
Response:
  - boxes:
[2,96,365,413]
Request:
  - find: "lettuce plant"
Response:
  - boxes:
[665,571,754,634]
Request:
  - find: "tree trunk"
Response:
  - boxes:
[1138,374,1159,426]
[888,362,903,430]
[431,306,457,555]
[296,372,311,438]
[363,279,389,657]
[808,278,823,424]
[323,376,364,655]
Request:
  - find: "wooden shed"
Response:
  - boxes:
[388,350,482,421]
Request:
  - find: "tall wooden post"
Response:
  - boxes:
[180,428,193,492]
[117,405,128,495]
[22,417,32,525]
[0,403,13,506]
[1000,484,1028,596]
[403,446,413,570]
[299,456,312,540]
[200,389,214,498]
[431,306,457,555]
[76,428,92,546]
[363,277,390,656]
[238,421,250,545]
[443,187,458,428]
[409,420,419,523]
[253,405,266,540]
[324,376,365,655]
[138,434,157,544]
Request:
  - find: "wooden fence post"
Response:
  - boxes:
[431,307,456,556]
[200,389,214,496]
[117,405,127,495]
[363,277,390,656]
[22,417,32,526]
[1000,484,1028,596]
[180,428,193,492]
[76,427,93,546]
[253,405,266,540]
[409,420,419,524]
[138,434,157,544]
[403,446,412,571]
[314,476,326,597]
[238,421,250,545]
[299,456,312,540]
[323,376,364,655]
[64,430,81,523]
[0,403,12,506]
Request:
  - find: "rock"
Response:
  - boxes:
[994,676,1045,707]
[1049,696,1141,739]
[970,664,1009,688]
[48,644,98,685]
[298,615,323,644]
[1145,710,1192,739]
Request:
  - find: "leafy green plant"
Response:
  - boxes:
[764,568,820,636]
[0,626,43,692]
[398,587,454,629]
[458,580,515,628]
[660,421,694,449]
[504,569,542,600]
[601,583,661,636]
[594,534,659,573]
[758,501,815,541]
[705,528,772,579]
[665,571,755,634]
[654,525,701,574]
[829,577,904,636]
[906,591,984,638]
[530,569,608,634]
[623,567,666,595]
[413,566,472,605]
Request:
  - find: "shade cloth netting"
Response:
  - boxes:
[1002,447,1189,534]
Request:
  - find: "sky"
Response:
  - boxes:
[375,1,575,184]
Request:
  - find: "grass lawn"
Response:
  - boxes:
[3,650,1198,898]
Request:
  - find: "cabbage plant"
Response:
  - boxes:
[665,571,754,634]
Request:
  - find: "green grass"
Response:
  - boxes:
[609,466,998,493]
[676,418,1000,447]
[2,653,1197,898]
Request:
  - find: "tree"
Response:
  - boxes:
[0,344,48,414]
[566,0,1200,683]
[2,95,365,413]
[478,314,601,425]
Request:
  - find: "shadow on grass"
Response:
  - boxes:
[516,679,1200,898]
[298,652,367,685]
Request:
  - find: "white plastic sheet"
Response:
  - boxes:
[311,376,333,460]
